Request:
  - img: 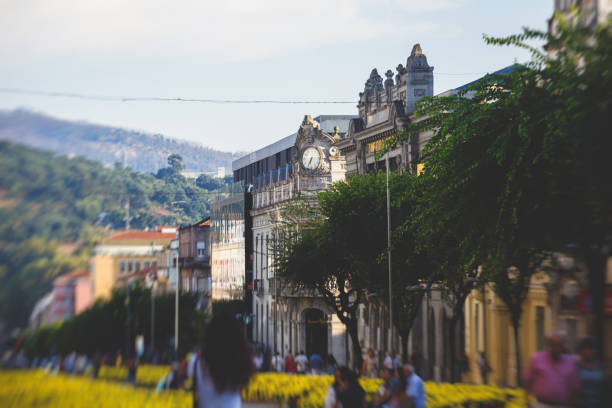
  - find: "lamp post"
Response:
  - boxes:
[385,151,393,352]
[174,252,179,353]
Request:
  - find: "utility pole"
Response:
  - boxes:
[175,253,179,354]
[151,280,156,353]
[385,151,393,352]
[123,200,132,230]
[126,279,133,359]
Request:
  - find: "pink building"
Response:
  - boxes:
[48,270,92,323]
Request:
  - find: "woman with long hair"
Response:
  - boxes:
[192,313,254,408]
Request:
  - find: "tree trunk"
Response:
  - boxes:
[511,316,522,388]
[584,247,607,362]
[347,318,363,372]
[401,331,409,364]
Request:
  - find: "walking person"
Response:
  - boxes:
[272,352,284,372]
[310,352,324,374]
[403,364,426,408]
[362,348,379,378]
[576,337,605,408]
[284,353,297,373]
[524,333,579,408]
[334,366,366,408]
[295,351,308,374]
[189,313,254,408]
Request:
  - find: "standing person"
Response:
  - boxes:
[384,352,394,370]
[403,364,426,408]
[189,313,254,408]
[576,337,605,408]
[410,346,423,377]
[524,333,579,408]
[310,352,324,374]
[295,351,308,374]
[253,350,264,372]
[372,367,399,408]
[284,353,297,373]
[362,349,379,378]
[334,367,366,408]
[272,352,284,372]
[326,354,338,375]
[393,352,402,372]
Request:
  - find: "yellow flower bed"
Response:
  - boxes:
[0,369,191,408]
[1,368,531,408]
[98,364,171,387]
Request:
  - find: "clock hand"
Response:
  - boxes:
[308,157,313,166]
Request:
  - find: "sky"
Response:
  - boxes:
[0,0,553,153]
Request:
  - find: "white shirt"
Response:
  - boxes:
[295,354,308,373]
[384,355,393,370]
[272,355,284,372]
[193,357,241,408]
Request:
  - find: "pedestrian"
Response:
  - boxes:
[576,337,604,408]
[253,350,264,372]
[189,313,254,408]
[334,366,366,408]
[393,352,402,371]
[295,350,308,374]
[524,333,579,408]
[384,351,394,370]
[362,348,379,378]
[326,354,338,375]
[284,353,297,373]
[403,364,426,408]
[310,352,324,374]
[272,352,284,372]
[324,366,341,408]
[410,346,423,377]
[126,357,138,386]
[477,352,491,384]
[372,366,399,408]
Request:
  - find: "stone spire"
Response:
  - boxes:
[405,43,434,114]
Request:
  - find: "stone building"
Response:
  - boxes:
[91,227,177,300]
[336,44,434,177]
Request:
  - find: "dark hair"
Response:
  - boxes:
[338,366,359,386]
[202,313,254,393]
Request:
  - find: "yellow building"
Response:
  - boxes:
[91,228,177,299]
[464,271,551,387]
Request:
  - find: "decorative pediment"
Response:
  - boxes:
[406,43,433,72]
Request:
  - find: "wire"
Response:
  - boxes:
[0,87,354,104]
[0,73,490,104]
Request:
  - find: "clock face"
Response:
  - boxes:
[301,147,321,170]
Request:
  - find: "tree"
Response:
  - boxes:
[167,154,185,174]
[386,14,612,385]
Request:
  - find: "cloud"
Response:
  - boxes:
[1,0,462,63]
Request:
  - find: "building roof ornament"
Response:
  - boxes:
[406,43,433,72]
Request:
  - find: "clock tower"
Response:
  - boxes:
[294,115,346,192]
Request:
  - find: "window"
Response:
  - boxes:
[135,261,141,271]
[128,261,133,273]
[144,261,150,269]
[119,261,126,274]
[197,241,206,257]
[414,88,425,97]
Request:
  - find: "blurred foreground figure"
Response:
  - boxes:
[524,333,578,408]
[576,338,604,408]
[189,314,254,408]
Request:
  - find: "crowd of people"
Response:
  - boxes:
[525,334,606,408]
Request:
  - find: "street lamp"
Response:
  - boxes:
[385,151,393,352]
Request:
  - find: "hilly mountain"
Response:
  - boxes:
[0,141,230,330]
[0,109,241,174]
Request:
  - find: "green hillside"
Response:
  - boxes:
[0,141,230,330]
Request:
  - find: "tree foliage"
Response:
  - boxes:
[0,142,229,330]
